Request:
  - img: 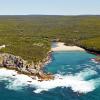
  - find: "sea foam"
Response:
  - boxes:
[0,68,99,94]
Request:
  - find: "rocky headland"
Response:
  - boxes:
[0,53,54,81]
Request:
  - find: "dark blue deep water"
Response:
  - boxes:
[0,51,100,100]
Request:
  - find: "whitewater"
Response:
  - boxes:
[0,67,99,94]
[0,51,100,100]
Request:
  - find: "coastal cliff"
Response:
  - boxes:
[0,53,54,81]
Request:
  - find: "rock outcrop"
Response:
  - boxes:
[0,53,54,81]
[95,57,100,63]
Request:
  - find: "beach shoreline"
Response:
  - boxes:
[51,42,85,52]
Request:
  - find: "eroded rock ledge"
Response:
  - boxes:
[0,53,54,81]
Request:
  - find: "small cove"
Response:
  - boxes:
[0,50,100,100]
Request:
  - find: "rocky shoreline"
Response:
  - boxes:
[0,52,54,81]
[77,44,100,55]
[78,45,100,63]
[0,43,99,81]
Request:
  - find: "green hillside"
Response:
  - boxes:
[0,15,100,62]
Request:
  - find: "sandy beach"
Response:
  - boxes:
[51,42,85,51]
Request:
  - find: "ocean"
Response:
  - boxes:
[0,51,100,100]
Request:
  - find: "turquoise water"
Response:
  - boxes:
[0,51,100,100]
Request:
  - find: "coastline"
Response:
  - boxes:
[0,52,54,81]
[78,46,100,55]
[51,42,85,52]
[0,42,86,82]
[0,42,99,82]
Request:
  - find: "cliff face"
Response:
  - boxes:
[0,53,54,81]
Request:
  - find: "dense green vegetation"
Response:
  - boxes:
[79,37,100,52]
[0,15,100,62]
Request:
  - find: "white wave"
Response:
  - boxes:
[32,74,95,93]
[91,59,99,64]
[76,68,98,79]
[0,68,99,94]
[89,78,100,88]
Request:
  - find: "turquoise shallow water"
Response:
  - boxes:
[0,51,100,100]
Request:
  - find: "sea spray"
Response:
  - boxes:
[76,68,98,80]
[0,68,98,94]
